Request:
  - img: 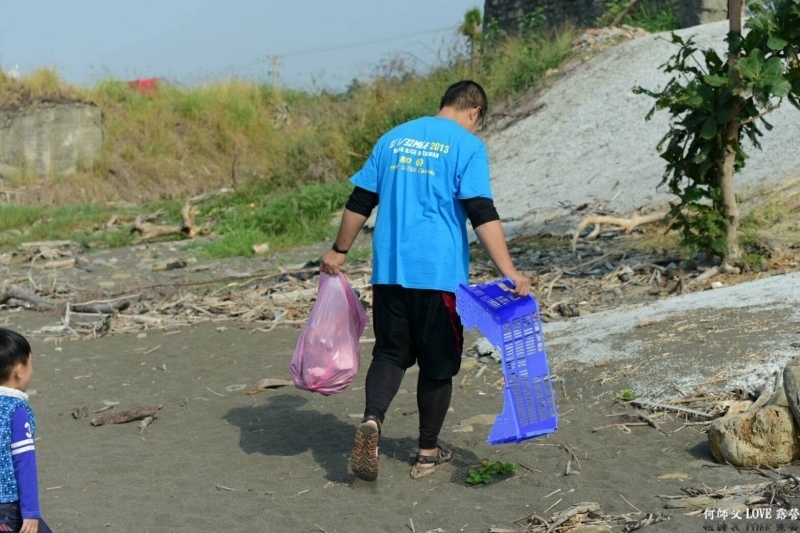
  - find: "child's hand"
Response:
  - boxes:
[20,518,38,533]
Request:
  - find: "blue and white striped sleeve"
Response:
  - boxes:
[10,406,40,519]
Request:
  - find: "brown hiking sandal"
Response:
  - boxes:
[410,446,454,480]
[350,416,381,481]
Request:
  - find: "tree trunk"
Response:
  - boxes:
[722,0,744,265]
[720,121,741,264]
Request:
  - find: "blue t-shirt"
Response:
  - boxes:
[350,116,493,293]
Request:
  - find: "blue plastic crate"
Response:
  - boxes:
[456,278,557,445]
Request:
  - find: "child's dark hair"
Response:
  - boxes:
[0,328,32,381]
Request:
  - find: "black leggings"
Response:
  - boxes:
[363,359,453,450]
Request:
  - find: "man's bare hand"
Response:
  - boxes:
[505,270,531,297]
[320,249,346,276]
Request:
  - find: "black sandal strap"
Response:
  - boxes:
[415,446,450,465]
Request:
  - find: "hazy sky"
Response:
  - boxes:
[0,0,482,90]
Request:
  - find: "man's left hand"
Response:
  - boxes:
[505,270,531,297]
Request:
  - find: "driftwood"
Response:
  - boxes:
[0,189,17,204]
[187,188,233,204]
[0,285,135,315]
[122,190,230,244]
[138,416,154,434]
[592,421,649,432]
[132,203,205,243]
[631,398,715,418]
[611,0,640,26]
[661,476,800,513]
[269,287,317,304]
[745,372,778,413]
[0,285,57,310]
[3,263,364,340]
[90,404,163,426]
[32,257,76,270]
[246,378,294,395]
[636,410,663,432]
[5,242,676,339]
[546,502,600,533]
[71,296,136,314]
[19,240,75,250]
[688,263,740,285]
[495,500,669,533]
[571,212,668,252]
[0,240,90,272]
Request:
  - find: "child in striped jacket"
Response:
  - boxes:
[0,329,51,533]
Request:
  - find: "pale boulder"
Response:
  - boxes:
[708,404,800,467]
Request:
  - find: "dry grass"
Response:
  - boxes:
[0,68,82,109]
[739,176,800,256]
[1,24,579,208]
[5,75,451,205]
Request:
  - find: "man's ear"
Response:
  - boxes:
[470,107,481,122]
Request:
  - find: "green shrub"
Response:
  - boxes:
[598,0,682,33]
[466,459,518,485]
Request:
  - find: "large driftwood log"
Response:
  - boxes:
[0,285,135,314]
[71,295,136,314]
[132,202,210,243]
[19,240,76,250]
[571,212,668,252]
[0,286,57,309]
[90,404,163,426]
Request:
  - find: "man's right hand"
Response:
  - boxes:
[320,249,347,276]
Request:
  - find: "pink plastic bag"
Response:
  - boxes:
[290,273,369,395]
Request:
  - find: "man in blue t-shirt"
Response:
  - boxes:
[321,80,530,481]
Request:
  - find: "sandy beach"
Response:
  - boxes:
[4,297,793,533]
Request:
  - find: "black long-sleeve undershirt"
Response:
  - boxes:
[344,186,499,228]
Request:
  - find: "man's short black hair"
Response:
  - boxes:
[0,328,31,382]
[439,80,488,120]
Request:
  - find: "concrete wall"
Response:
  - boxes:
[484,0,730,33]
[0,103,103,180]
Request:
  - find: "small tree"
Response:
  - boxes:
[634,0,800,266]
[462,8,483,72]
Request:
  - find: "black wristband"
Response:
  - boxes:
[332,242,349,254]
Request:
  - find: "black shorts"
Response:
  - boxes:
[371,284,464,380]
